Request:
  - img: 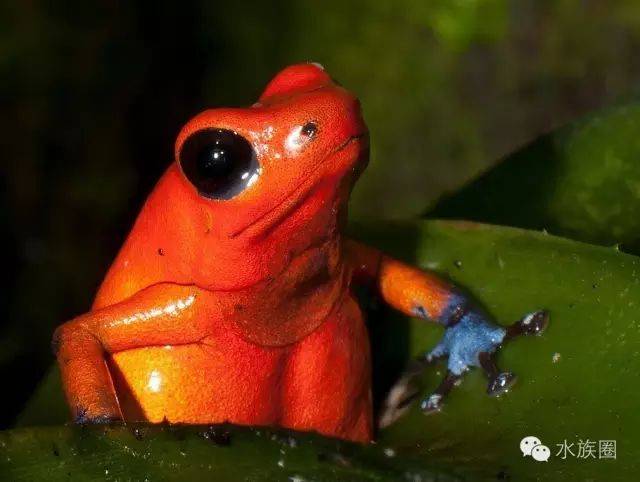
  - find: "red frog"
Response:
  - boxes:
[53,63,548,443]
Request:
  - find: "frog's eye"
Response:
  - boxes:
[179,128,259,200]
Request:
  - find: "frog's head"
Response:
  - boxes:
[153,63,368,289]
[175,63,368,234]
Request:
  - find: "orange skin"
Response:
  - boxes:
[54,64,458,443]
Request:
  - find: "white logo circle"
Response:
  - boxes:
[520,436,542,456]
[531,444,551,462]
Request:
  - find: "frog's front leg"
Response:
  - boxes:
[53,283,217,423]
[345,239,549,424]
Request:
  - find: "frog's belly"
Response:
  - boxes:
[110,341,286,425]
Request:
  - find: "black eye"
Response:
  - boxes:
[301,122,318,138]
[179,128,259,200]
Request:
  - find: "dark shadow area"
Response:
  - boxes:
[0,0,278,427]
[107,357,146,422]
[348,222,420,431]
[429,100,640,254]
[429,135,563,234]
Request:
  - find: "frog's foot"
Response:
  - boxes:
[417,308,548,414]
[380,309,549,425]
[505,310,549,339]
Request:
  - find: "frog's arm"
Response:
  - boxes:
[345,239,548,423]
[52,283,217,423]
[347,239,467,325]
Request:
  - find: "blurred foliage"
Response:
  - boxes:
[2,0,640,430]
[9,220,640,480]
[430,99,640,253]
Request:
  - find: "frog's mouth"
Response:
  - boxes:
[229,132,368,239]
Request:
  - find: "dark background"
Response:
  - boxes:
[2,0,640,427]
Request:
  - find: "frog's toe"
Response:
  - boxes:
[75,412,120,425]
[420,393,444,414]
[506,309,549,339]
[478,352,517,396]
[419,371,462,414]
[523,309,549,335]
[487,371,517,396]
[421,342,448,364]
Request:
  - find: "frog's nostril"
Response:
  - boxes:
[301,122,318,138]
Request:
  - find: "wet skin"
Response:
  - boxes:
[53,63,548,442]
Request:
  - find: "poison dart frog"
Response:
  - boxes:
[53,63,548,443]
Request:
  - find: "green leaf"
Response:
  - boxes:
[7,221,640,480]
[0,424,464,481]
[359,220,640,480]
[428,100,640,253]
